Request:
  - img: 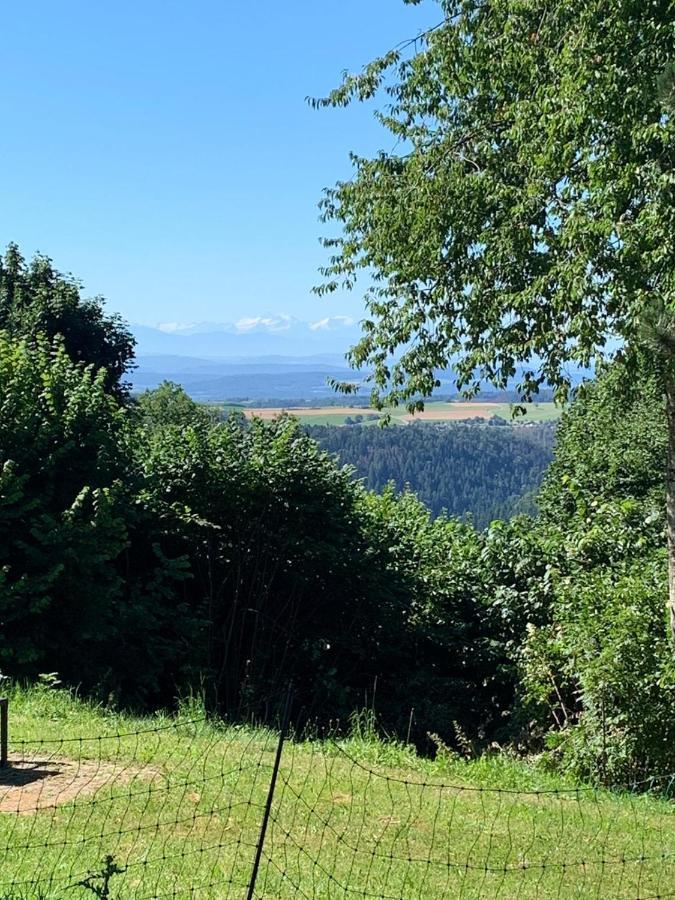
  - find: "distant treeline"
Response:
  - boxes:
[221,388,557,409]
[307,422,557,528]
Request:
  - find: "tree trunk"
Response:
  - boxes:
[666,377,675,645]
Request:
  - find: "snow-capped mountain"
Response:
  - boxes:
[132,317,362,357]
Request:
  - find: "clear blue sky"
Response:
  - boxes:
[1,1,438,328]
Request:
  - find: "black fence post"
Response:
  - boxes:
[0,698,7,768]
[246,684,293,900]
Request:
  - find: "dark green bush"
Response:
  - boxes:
[135,412,499,741]
[1,278,672,782]
[0,335,196,706]
[521,553,675,784]
[514,359,674,783]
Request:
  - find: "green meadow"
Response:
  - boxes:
[0,685,672,899]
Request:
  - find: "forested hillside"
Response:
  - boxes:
[308,422,557,527]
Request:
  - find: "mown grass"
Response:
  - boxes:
[0,684,672,898]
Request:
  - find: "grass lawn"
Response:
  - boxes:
[0,685,672,898]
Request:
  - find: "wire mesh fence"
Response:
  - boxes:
[261,740,675,899]
[0,716,275,899]
[0,704,673,899]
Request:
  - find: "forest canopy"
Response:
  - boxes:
[307,421,556,527]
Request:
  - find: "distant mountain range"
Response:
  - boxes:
[131,353,362,402]
[132,316,361,358]
[129,320,365,400]
[129,321,593,403]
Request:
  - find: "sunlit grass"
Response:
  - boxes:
[0,685,672,898]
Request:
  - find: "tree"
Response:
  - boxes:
[0,331,127,671]
[0,244,135,395]
[134,413,501,742]
[539,359,666,526]
[0,330,198,704]
[135,381,212,430]
[314,0,675,639]
[517,362,674,782]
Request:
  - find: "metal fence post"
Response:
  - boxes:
[0,698,7,767]
[246,684,293,900]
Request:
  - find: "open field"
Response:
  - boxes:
[0,685,673,898]
[240,401,561,426]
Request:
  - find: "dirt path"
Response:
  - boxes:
[0,753,160,815]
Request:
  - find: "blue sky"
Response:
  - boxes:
[1,1,438,330]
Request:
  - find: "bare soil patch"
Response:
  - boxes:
[0,753,160,815]
[399,403,502,422]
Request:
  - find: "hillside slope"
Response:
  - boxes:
[308,422,557,527]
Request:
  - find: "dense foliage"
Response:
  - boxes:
[518,364,675,783]
[0,331,126,670]
[0,330,507,739]
[308,422,555,527]
[0,245,135,395]
[538,363,666,524]
[1,242,673,785]
[130,408,510,740]
[314,0,675,645]
[0,269,504,739]
[0,332,193,702]
[315,0,675,406]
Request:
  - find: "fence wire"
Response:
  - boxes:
[258,740,675,899]
[0,717,275,899]
[0,715,673,899]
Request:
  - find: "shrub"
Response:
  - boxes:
[521,556,675,784]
